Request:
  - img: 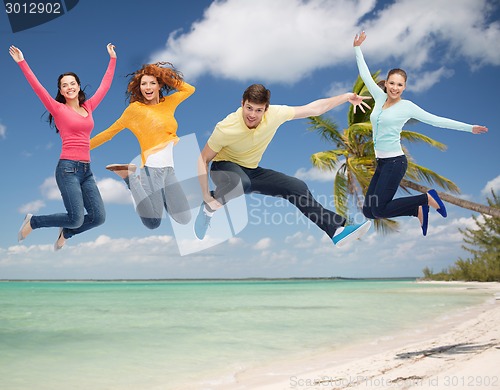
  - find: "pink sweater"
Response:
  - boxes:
[18,57,116,161]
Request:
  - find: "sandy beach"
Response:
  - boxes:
[207,282,500,390]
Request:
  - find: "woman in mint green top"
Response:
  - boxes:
[353,32,488,236]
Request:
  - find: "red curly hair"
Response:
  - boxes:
[126,62,184,103]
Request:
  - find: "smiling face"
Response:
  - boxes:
[140,75,161,104]
[241,100,267,129]
[385,74,406,100]
[59,75,81,102]
[384,68,407,101]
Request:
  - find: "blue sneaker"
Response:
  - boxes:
[332,220,371,247]
[194,203,212,240]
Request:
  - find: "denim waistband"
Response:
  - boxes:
[376,154,406,162]
[59,159,91,164]
[58,159,92,172]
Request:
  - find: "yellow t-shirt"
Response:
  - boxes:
[208,105,295,168]
[90,81,195,166]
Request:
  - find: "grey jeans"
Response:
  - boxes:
[126,166,191,229]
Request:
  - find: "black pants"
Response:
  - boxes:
[363,155,427,219]
[210,161,345,238]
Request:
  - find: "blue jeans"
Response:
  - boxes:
[210,161,345,238]
[30,160,106,239]
[363,155,427,219]
[126,166,191,229]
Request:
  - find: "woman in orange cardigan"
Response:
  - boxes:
[90,62,194,229]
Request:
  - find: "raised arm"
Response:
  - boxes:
[9,45,23,63]
[85,43,117,111]
[9,45,59,114]
[168,80,196,106]
[292,93,371,119]
[353,32,385,101]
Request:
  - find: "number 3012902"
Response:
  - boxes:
[5,2,62,14]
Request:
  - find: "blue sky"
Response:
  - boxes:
[1,0,499,280]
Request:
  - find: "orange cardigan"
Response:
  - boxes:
[90,81,195,166]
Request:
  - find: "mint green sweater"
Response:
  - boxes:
[354,46,473,158]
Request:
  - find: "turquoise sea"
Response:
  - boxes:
[0,279,492,390]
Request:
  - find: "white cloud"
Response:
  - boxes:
[406,67,454,93]
[0,208,475,279]
[228,237,245,246]
[150,0,374,83]
[40,177,60,200]
[362,0,500,70]
[97,178,133,205]
[285,231,317,249]
[326,81,356,99]
[0,121,6,139]
[18,200,46,214]
[37,176,132,205]
[3,234,180,268]
[295,166,338,182]
[482,175,500,196]
[18,176,131,216]
[254,237,272,250]
[150,0,500,88]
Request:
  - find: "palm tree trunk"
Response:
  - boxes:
[400,179,500,218]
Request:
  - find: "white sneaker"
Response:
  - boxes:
[54,228,65,251]
[18,214,33,242]
[105,164,137,173]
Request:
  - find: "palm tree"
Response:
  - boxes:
[309,73,499,234]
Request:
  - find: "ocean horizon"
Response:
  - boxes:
[0,276,419,282]
[0,279,492,389]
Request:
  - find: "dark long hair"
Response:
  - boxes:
[48,72,87,133]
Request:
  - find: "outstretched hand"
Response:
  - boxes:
[353,31,366,47]
[107,43,117,58]
[9,45,24,62]
[348,93,372,114]
[472,125,488,134]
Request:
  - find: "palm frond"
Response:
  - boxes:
[334,169,349,218]
[404,161,461,193]
[401,130,447,151]
[310,150,346,171]
[345,122,374,156]
[347,157,376,190]
[304,72,479,233]
[373,218,400,234]
[307,116,343,145]
[347,121,373,135]
[348,73,378,124]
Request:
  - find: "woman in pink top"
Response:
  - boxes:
[10,43,116,251]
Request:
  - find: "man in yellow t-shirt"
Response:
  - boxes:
[195,84,372,247]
